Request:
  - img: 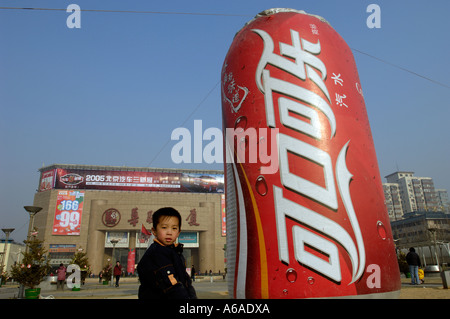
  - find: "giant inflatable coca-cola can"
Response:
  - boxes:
[221,8,401,298]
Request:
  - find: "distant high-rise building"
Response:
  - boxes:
[436,189,450,213]
[383,171,446,220]
[382,183,403,221]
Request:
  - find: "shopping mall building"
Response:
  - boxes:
[31,164,226,276]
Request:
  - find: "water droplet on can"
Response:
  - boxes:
[238,137,247,150]
[255,176,268,196]
[282,289,288,295]
[286,268,297,283]
[377,221,387,240]
[258,135,266,146]
[307,277,315,285]
[234,116,247,132]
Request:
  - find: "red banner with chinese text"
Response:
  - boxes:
[127,249,136,274]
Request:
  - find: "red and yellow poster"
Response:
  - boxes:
[52,190,85,235]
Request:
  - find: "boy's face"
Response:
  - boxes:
[152,216,180,246]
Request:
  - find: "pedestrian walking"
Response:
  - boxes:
[191,265,196,282]
[56,263,66,290]
[114,261,122,287]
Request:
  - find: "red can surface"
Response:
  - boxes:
[221,9,401,298]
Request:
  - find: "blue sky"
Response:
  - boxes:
[1,0,449,242]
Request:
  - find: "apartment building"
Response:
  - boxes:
[383,171,446,220]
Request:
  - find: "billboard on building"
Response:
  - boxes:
[105,232,129,248]
[178,232,199,248]
[39,167,224,194]
[40,169,56,191]
[52,190,85,236]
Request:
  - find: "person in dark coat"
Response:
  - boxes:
[137,207,197,299]
[406,247,421,285]
[191,265,196,282]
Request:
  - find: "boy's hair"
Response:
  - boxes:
[152,207,182,229]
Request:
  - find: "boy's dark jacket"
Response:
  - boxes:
[137,239,197,299]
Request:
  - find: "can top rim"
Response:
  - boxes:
[234,8,331,38]
[255,8,330,25]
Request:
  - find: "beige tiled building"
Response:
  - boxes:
[32,164,226,276]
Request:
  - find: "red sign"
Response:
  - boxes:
[127,249,136,274]
[221,195,226,237]
[222,9,400,298]
[102,208,121,227]
[39,169,56,191]
[128,207,139,227]
[52,190,84,236]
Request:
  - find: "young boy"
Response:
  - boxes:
[137,207,197,299]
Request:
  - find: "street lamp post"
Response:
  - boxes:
[110,239,119,286]
[428,228,440,270]
[19,206,42,298]
[1,228,15,286]
[24,206,42,252]
[428,227,449,289]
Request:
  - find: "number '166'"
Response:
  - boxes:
[60,200,79,210]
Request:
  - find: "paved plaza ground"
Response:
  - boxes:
[0,275,448,299]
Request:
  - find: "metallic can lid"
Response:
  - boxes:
[255,8,330,25]
[235,8,331,38]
